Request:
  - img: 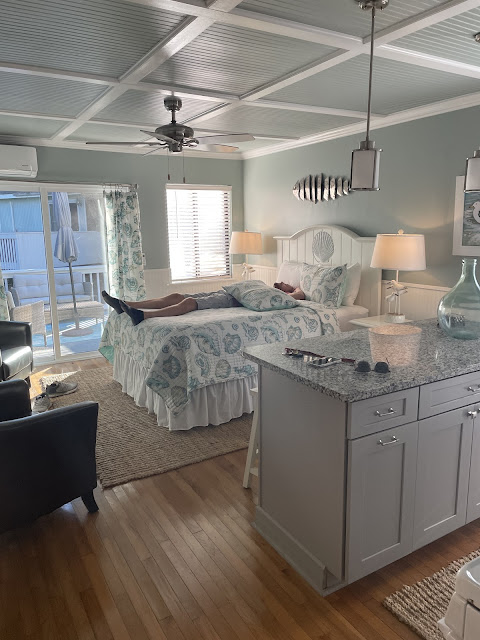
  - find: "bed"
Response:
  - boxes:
[99,225,381,431]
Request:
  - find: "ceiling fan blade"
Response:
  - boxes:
[140,130,177,144]
[196,144,239,153]
[195,133,254,145]
[85,141,164,146]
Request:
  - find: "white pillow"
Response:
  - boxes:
[276,260,302,289]
[342,262,362,306]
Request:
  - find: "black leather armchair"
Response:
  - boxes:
[0,320,33,383]
[0,380,99,534]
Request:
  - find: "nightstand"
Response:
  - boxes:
[349,314,412,328]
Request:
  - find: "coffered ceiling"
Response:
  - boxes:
[2,0,480,159]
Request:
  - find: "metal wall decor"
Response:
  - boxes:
[293,174,351,204]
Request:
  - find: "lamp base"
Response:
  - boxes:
[386,313,406,324]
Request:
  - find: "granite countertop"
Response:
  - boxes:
[243,318,480,403]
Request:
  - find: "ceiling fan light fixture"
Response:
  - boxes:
[350,0,387,191]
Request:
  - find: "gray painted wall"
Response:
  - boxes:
[244,105,480,288]
[19,146,244,271]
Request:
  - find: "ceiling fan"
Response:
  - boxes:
[86,96,255,153]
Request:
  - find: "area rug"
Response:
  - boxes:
[40,368,251,489]
[384,548,480,640]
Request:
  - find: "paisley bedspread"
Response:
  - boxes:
[99,302,339,416]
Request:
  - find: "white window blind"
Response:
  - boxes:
[166,185,232,281]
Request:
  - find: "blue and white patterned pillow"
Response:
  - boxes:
[223,280,298,312]
[300,264,347,307]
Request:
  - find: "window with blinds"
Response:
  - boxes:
[166,185,232,281]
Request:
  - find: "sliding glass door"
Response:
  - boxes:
[0,183,108,363]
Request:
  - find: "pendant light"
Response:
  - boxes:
[350,0,389,191]
[464,33,480,191]
[465,149,480,192]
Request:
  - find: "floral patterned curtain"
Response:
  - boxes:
[0,262,8,321]
[104,188,146,302]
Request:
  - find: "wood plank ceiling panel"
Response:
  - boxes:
[268,54,480,115]
[237,0,450,37]
[145,22,339,95]
[200,104,361,137]
[394,7,480,66]
[0,0,185,77]
[93,90,220,126]
[0,72,108,117]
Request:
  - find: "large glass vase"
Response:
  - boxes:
[438,258,480,339]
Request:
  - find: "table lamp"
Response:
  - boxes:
[229,231,263,280]
[370,230,426,322]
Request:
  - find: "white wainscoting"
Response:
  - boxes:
[248,264,277,287]
[144,265,243,298]
[380,280,448,320]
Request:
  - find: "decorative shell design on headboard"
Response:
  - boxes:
[312,231,335,263]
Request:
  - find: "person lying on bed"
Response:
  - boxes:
[102,282,305,326]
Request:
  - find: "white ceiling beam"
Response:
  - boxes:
[236,0,480,103]
[243,89,480,160]
[134,81,239,103]
[51,0,244,142]
[376,45,480,80]
[181,102,242,125]
[250,100,385,120]
[0,111,74,122]
[0,62,117,86]
[373,0,480,46]
[241,50,359,102]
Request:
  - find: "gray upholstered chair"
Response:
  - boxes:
[0,379,99,534]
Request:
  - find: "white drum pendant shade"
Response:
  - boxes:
[351,143,381,191]
[465,150,480,192]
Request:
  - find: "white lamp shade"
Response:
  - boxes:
[371,233,426,271]
[229,231,263,255]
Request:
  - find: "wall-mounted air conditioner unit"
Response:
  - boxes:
[0,145,37,178]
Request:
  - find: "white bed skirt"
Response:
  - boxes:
[112,350,256,431]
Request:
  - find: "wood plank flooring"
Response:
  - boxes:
[1,357,480,639]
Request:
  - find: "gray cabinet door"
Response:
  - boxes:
[413,407,474,550]
[467,415,480,524]
[346,422,418,583]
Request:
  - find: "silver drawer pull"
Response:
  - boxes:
[374,408,396,417]
[467,385,480,392]
[467,410,478,418]
[378,436,398,446]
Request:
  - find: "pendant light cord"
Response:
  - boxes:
[366,5,376,146]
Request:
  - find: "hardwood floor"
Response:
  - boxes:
[2,357,480,639]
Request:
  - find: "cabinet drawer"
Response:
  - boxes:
[419,371,480,419]
[348,388,419,439]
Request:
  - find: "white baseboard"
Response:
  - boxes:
[381,280,448,320]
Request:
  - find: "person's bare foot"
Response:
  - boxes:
[120,300,145,325]
[102,290,123,314]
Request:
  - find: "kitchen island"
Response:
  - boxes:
[243,319,480,594]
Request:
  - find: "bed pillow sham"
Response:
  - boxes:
[300,263,347,307]
[223,280,298,312]
[276,260,302,289]
[342,262,362,306]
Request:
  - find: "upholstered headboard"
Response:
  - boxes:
[274,225,381,315]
